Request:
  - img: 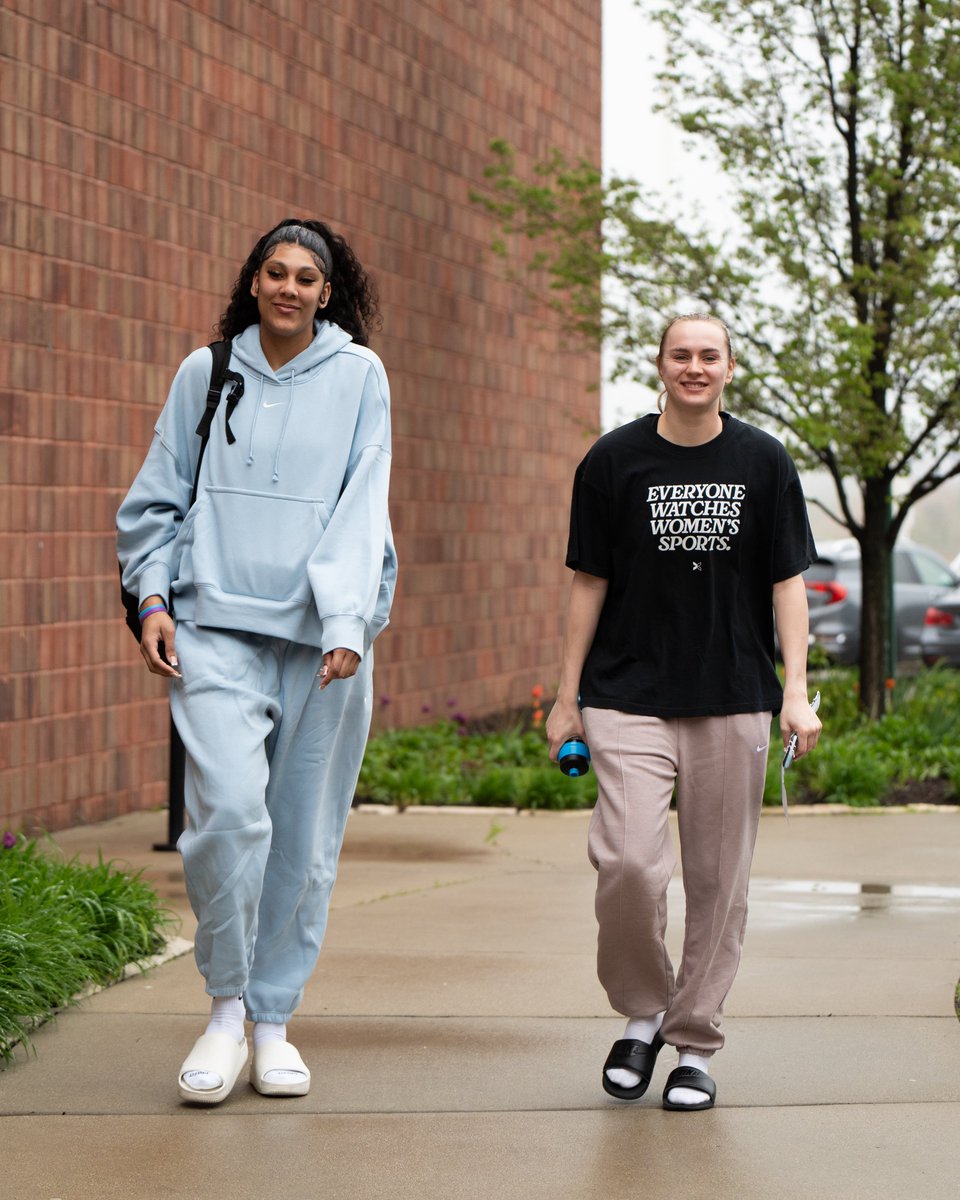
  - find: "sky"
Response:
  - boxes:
[601,0,672,431]
[599,1,734,426]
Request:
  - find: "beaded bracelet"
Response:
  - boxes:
[138,603,167,622]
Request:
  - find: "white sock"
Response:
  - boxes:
[181,996,245,1091]
[606,1012,665,1089]
[254,1021,308,1085]
[253,1020,287,1048]
[666,1051,713,1106]
[206,996,245,1040]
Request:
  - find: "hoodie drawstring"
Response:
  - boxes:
[247,375,265,465]
[244,371,298,482]
[273,370,297,482]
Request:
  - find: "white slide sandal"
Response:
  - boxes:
[178,1032,248,1105]
[250,1039,311,1096]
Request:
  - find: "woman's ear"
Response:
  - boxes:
[317,281,332,310]
[250,273,259,297]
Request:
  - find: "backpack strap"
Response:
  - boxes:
[121,338,241,640]
[190,338,241,506]
[222,367,245,441]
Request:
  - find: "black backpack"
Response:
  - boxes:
[119,339,243,640]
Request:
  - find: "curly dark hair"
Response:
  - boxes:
[216,218,381,346]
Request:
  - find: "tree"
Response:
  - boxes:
[473,0,960,718]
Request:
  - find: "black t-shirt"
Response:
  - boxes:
[567,413,816,718]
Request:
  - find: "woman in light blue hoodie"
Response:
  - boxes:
[118,220,397,1105]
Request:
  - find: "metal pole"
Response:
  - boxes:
[886,495,896,702]
[153,714,185,852]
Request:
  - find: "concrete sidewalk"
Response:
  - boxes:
[3,805,959,1200]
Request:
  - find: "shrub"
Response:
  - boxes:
[0,837,175,1065]
[805,742,895,807]
[763,666,960,805]
[356,716,597,810]
[465,767,522,807]
[519,766,595,811]
[361,668,960,812]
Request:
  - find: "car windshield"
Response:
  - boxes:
[912,550,957,588]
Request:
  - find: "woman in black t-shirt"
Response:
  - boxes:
[546,315,821,1111]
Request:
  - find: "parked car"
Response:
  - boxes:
[920,584,960,667]
[803,539,959,665]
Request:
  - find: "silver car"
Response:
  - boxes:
[920,584,960,667]
[805,539,959,664]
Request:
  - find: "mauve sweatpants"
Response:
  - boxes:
[582,706,772,1056]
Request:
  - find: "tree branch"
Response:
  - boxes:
[807,494,855,531]
[892,451,960,538]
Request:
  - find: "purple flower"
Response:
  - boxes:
[421,704,432,714]
[446,697,457,707]
[2,831,16,849]
[379,695,391,707]
[452,712,468,726]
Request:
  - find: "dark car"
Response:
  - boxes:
[920,584,960,667]
[804,539,959,664]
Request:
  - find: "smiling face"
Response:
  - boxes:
[251,242,331,355]
[657,319,735,415]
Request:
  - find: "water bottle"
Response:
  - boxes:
[558,738,591,777]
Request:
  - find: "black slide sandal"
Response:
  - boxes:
[601,1030,665,1099]
[661,1065,716,1111]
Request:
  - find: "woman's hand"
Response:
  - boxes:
[545,696,585,762]
[319,647,361,689]
[779,692,821,761]
[139,610,181,677]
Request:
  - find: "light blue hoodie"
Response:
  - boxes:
[117,321,397,657]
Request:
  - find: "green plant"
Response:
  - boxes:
[0,837,175,1065]
[764,666,960,805]
[518,766,594,811]
[484,820,506,845]
[465,767,522,808]
[356,714,601,811]
[806,742,894,807]
[363,669,960,812]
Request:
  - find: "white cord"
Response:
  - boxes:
[780,690,821,817]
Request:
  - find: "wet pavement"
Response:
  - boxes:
[3,806,959,1200]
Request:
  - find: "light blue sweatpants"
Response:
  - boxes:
[168,621,373,1024]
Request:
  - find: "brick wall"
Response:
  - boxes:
[0,0,601,833]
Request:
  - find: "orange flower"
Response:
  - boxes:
[885,678,896,690]
[531,684,544,700]
[532,709,544,725]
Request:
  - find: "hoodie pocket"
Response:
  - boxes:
[191,486,331,605]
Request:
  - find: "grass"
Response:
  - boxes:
[360,668,960,811]
[0,836,176,1066]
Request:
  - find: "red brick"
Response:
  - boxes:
[1,0,600,832]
